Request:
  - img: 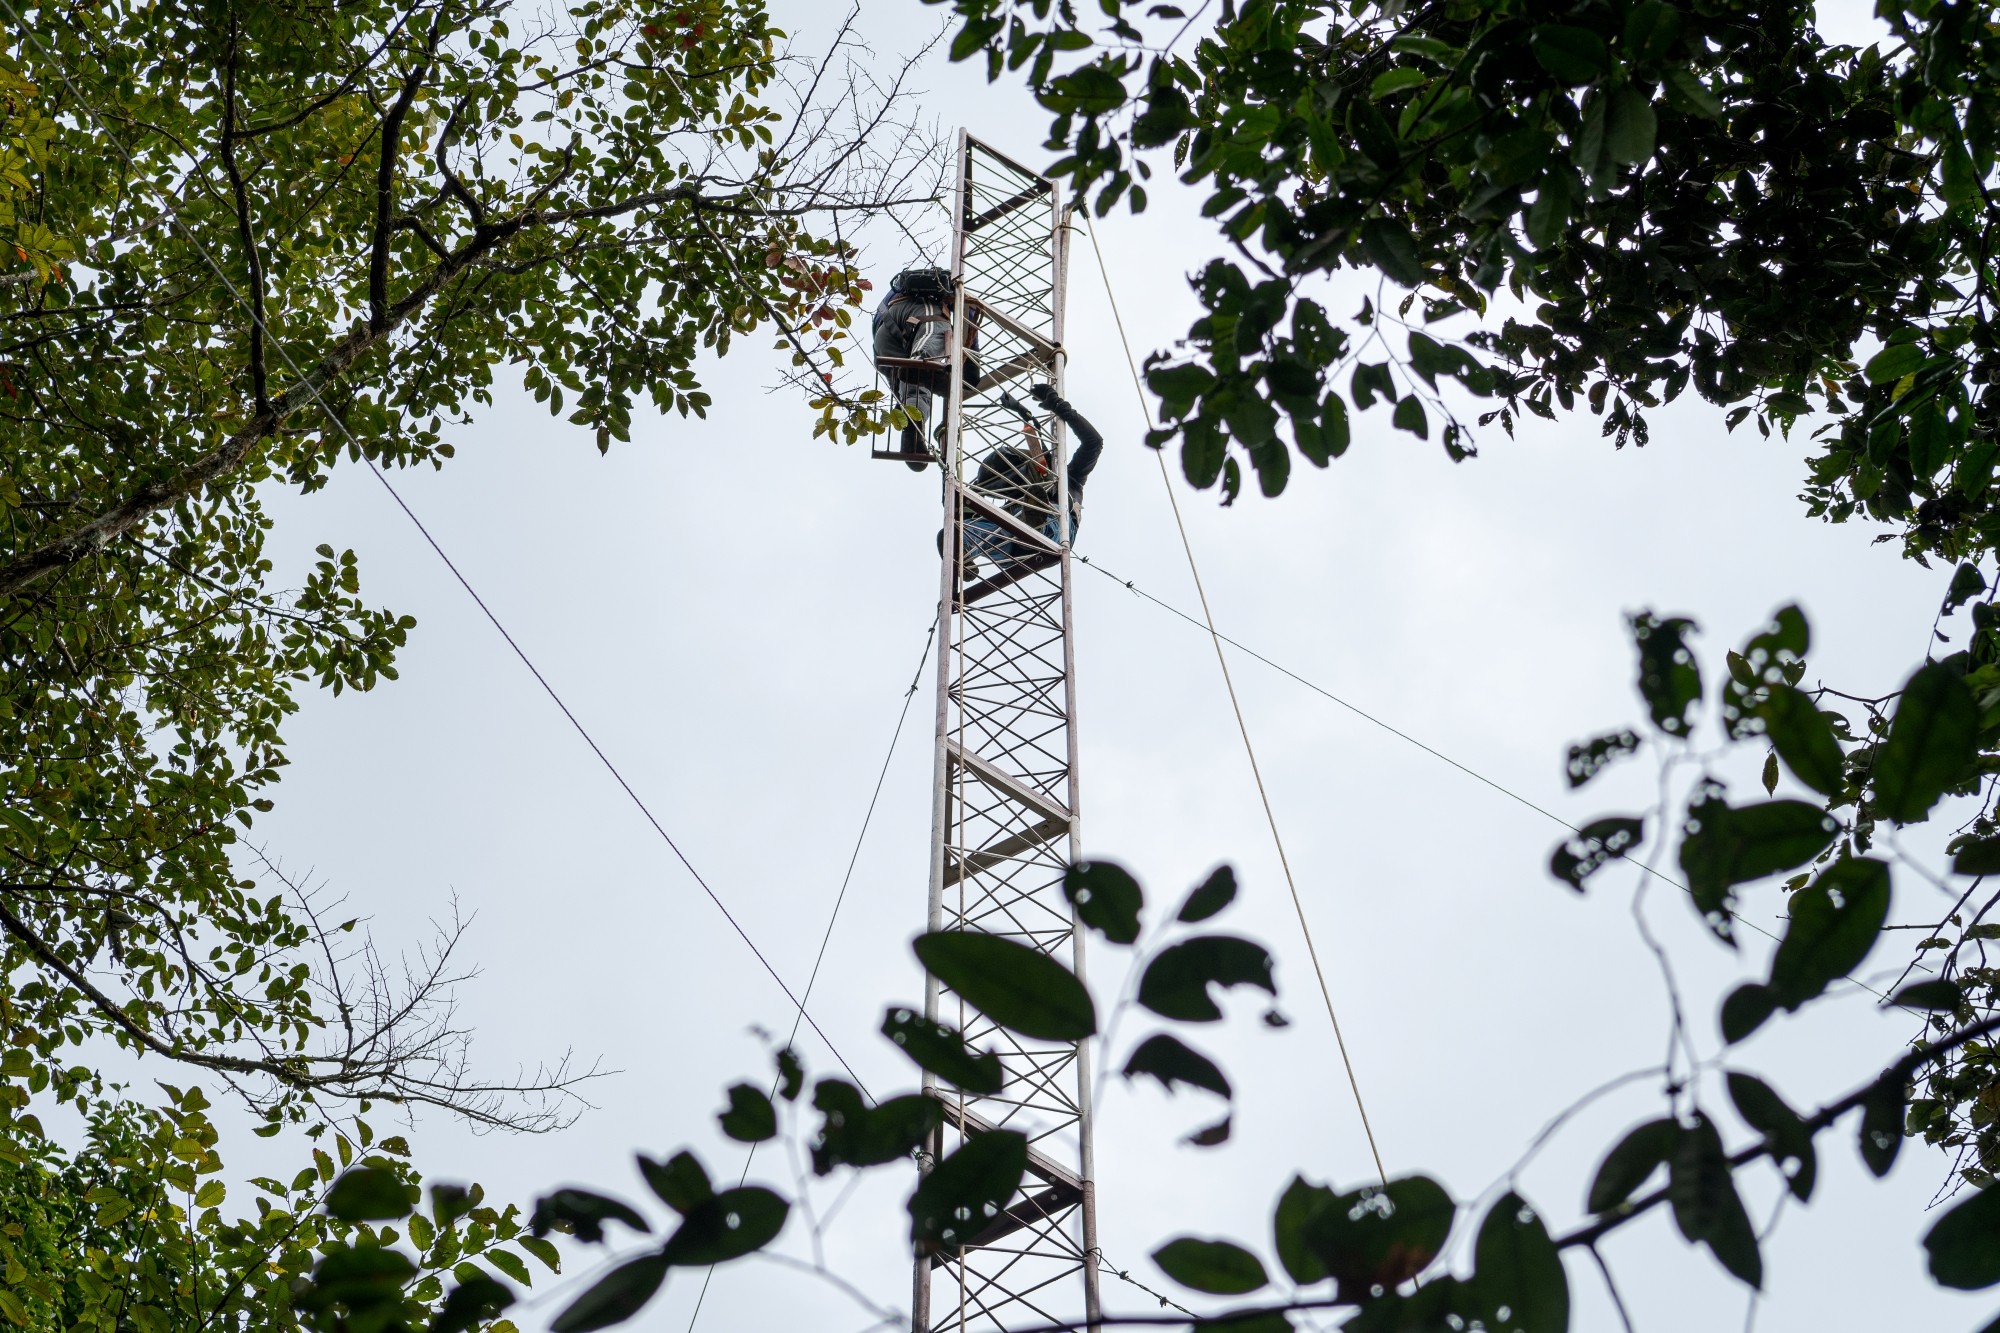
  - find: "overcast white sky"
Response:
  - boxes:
[229,3,2000,1330]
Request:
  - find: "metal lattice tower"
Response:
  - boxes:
[911,132,1100,1333]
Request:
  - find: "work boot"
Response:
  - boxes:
[900,423,928,471]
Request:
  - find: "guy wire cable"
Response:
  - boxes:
[5,12,875,1091]
[1078,213,1388,1184]
[683,613,937,1333]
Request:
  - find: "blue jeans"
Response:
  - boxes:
[964,510,1080,571]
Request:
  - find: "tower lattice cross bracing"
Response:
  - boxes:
[914,132,1101,1333]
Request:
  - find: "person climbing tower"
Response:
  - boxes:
[871,264,982,470]
[959,382,1104,581]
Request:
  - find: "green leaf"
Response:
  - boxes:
[637,1153,711,1215]
[1874,662,1979,823]
[1668,1114,1762,1288]
[1063,860,1144,944]
[717,1083,777,1143]
[1549,816,1643,891]
[324,1166,414,1222]
[1858,1076,1905,1177]
[486,1249,533,1286]
[1138,935,1277,1022]
[1123,1032,1231,1099]
[549,1254,668,1333]
[1865,341,1926,386]
[1299,1175,1456,1299]
[1758,685,1845,797]
[1153,1237,1270,1294]
[1719,983,1778,1044]
[908,1130,1029,1254]
[810,1081,940,1174]
[882,1008,1005,1094]
[1726,1073,1816,1201]
[1622,1,1682,61]
[661,1187,789,1266]
[1678,795,1838,942]
[1891,979,1963,1010]
[1946,562,1988,613]
[1178,865,1238,922]
[1630,612,1701,736]
[1368,68,1428,100]
[1470,1192,1568,1333]
[914,931,1097,1040]
[1530,25,1610,84]
[1925,1185,2000,1288]
[1766,857,1890,1010]
[1391,395,1429,439]
[1663,67,1722,117]
[1586,1119,1677,1214]
[1273,1176,1337,1284]
[534,1188,652,1243]
[775,1047,804,1101]
[300,1244,419,1313]
[1526,168,1573,249]
[429,1277,514,1333]
[1605,86,1657,165]
[1361,218,1427,288]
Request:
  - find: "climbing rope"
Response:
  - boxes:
[1079,214,1389,1185]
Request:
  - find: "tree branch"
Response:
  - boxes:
[371,60,429,330]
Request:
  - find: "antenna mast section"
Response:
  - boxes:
[914,132,1100,1333]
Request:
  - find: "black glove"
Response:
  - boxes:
[1028,382,1074,416]
[996,389,1035,421]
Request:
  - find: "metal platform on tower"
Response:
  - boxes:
[911,132,1101,1333]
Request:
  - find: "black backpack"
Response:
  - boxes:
[889,267,954,300]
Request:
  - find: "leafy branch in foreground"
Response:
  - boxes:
[282,601,2000,1330]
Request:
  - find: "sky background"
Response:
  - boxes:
[214,2,1999,1329]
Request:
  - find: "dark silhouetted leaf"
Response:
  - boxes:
[1892,979,1963,1010]
[1721,606,1810,740]
[1678,794,1837,942]
[662,1187,788,1266]
[1719,983,1778,1045]
[1668,1114,1761,1288]
[914,931,1097,1040]
[1178,865,1238,923]
[1605,86,1657,164]
[1300,1175,1456,1301]
[1064,860,1143,944]
[882,1008,1005,1095]
[298,1244,418,1314]
[1186,1115,1232,1147]
[1530,24,1609,83]
[1759,686,1845,797]
[1273,1177,1337,1284]
[549,1254,668,1333]
[717,1084,777,1143]
[1954,836,2000,876]
[1565,730,1641,787]
[1925,1185,2000,1289]
[1153,1237,1269,1295]
[775,1047,804,1101]
[1767,857,1890,1010]
[1549,816,1643,891]
[638,1153,710,1215]
[1630,613,1701,736]
[1470,1192,1567,1333]
[1875,662,1979,824]
[1362,218,1426,287]
[1124,1032,1231,1099]
[1859,1077,1905,1177]
[324,1166,413,1222]
[1586,1118,1676,1214]
[810,1081,940,1175]
[1138,935,1277,1022]
[909,1130,1029,1254]
[1946,563,1988,613]
[535,1188,653,1243]
[429,1277,514,1333]
[1726,1073,1816,1202]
